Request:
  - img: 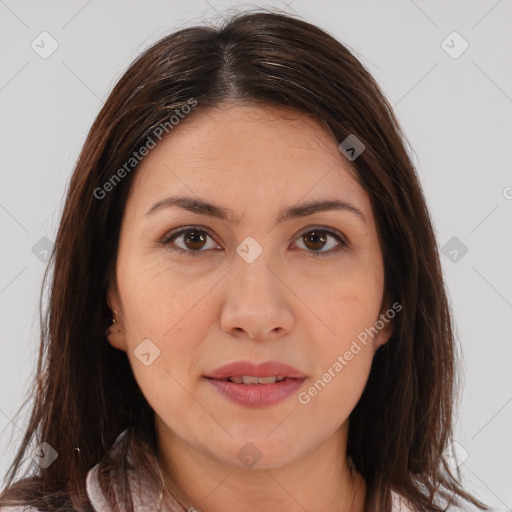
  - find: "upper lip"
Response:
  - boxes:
[205,360,307,380]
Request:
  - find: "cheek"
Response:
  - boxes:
[298,338,374,434]
[116,264,215,405]
[295,268,381,419]
[308,270,384,349]
[118,256,216,344]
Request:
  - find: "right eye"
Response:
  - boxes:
[160,227,222,256]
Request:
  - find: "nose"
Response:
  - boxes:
[220,251,295,342]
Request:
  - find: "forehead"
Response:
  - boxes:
[125,103,370,219]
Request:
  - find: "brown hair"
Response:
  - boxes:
[0,9,490,512]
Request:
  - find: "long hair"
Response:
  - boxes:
[0,9,490,512]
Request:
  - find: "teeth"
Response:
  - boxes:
[221,375,287,384]
[254,376,276,384]
[242,375,260,384]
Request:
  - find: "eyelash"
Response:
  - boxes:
[159,225,350,259]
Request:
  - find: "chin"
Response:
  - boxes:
[209,433,304,471]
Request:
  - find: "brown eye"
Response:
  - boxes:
[303,230,328,251]
[162,227,220,256]
[294,228,348,258]
[182,231,208,250]
[161,226,348,258]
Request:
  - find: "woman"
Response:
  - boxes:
[0,9,491,512]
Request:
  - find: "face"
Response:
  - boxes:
[107,102,393,471]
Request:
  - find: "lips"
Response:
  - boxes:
[220,375,286,384]
[204,360,307,408]
[204,360,307,380]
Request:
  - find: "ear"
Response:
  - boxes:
[373,300,398,352]
[106,281,127,352]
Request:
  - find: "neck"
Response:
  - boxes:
[156,420,366,512]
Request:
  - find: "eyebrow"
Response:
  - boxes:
[144,195,366,224]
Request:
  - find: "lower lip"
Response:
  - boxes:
[205,377,305,408]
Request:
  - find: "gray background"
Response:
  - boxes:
[1,0,511,510]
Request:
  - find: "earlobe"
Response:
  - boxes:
[105,311,127,352]
[373,307,395,353]
[374,329,392,353]
[105,284,127,352]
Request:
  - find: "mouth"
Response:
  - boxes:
[204,360,307,408]
[213,375,287,384]
[204,360,307,380]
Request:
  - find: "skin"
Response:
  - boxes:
[106,102,394,512]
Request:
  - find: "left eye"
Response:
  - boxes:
[160,227,348,258]
[293,228,348,258]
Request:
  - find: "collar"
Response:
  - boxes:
[85,429,186,512]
